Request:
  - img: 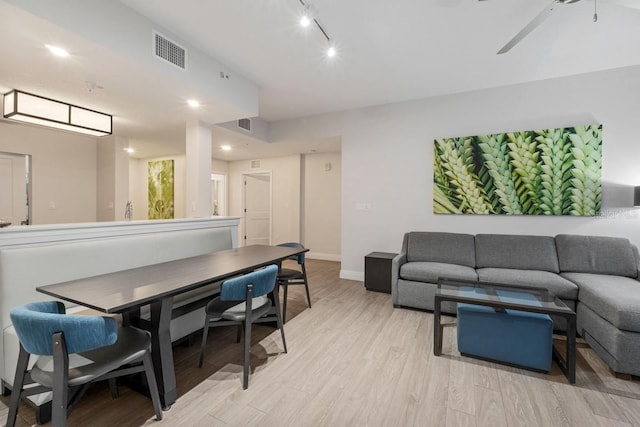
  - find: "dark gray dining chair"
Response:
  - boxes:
[277,242,311,323]
[198,264,286,389]
[6,301,163,427]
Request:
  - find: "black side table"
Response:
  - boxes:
[364,252,398,294]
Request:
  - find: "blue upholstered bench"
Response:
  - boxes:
[457,302,553,372]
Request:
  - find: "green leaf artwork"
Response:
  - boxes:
[148,160,175,219]
[434,124,602,216]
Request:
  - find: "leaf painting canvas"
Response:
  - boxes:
[434,125,602,216]
[148,160,174,219]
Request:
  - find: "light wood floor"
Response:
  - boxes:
[3,259,640,426]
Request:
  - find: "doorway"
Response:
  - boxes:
[242,172,271,246]
[211,173,227,216]
[0,151,30,226]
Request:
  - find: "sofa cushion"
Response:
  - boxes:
[475,234,559,273]
[400,262,477,284]
[477,268,579,300]
[555,234,637,278]
[562,272,640,332]
[406,232,475,267]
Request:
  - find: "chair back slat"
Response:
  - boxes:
[277,242,305,264]
[220,265,278,301]
[10,301,117,355]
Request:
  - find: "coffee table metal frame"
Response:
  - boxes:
[433,278,576,384]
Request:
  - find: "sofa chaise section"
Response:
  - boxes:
[556,234,640,376]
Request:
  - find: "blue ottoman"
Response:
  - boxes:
[457,303,553,372]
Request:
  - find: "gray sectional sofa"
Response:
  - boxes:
[391,232,640,377]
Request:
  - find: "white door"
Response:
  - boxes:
[211,173,226,216]
[243,173,271,246]
[0,152,29,225]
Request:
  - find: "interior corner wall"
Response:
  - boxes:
[269,65,640,281]
[0,122,97,224]
[113,138,130,220]
[212,158,229,174]
[96,138,116,221]
[227,155,301,245]
[303,152,341,261]
[128,157,145,220]
[97,136,130,221]
[129,154,186,220]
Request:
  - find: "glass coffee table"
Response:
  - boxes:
[433,279,576,384]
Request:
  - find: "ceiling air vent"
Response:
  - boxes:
[238,118,251,132]
[153,30,187,71]
[250,159,261,169]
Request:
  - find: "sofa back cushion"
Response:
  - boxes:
[555,234,638,278]
[406,232,475,267]
[475,234,560,273]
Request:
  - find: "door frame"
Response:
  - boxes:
[0,151,31,225]
[210,172,228,216]
[240,170,272,247]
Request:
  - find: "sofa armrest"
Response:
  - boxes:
[633,245,640,281]
[391,253,407,305]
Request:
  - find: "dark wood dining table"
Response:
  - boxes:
[36,244,307,409]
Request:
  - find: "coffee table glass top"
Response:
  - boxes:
[437,279,574,315]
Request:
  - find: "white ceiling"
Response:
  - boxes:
[121,0,640,120]
[2,0,640,159]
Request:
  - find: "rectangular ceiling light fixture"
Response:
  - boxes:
[3,90,112,137]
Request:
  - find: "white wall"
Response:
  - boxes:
[97,136,131,221]
[96,138,115,221]
[0,122,97,224]
[270,65,640,280]
[303,152,341,260]
[228,155,301,245]
[211,158,229,216]
[212,158,229,174]
[129,154,186,220]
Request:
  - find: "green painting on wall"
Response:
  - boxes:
[434,124,602,216]
[148,160,174,219]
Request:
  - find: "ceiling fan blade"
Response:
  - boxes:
[497,0,560,54]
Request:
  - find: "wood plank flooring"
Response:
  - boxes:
[2,259,640,426]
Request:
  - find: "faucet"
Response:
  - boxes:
[125,201,133,221]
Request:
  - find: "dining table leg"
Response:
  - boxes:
[433,296,443,356]
[150,297,176,409]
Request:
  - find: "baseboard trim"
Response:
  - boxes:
[306,252,341,262]
[340,270,364,282]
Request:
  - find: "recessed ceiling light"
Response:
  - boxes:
[221,145,232,151]
[125,148,135,154]
[187,99,200,108]
[300,14,311,27]
[327,46,336,58]
[45,44,69,58]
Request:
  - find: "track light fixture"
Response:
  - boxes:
[297,0,337,58]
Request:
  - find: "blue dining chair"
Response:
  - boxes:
[6,301,163,427]
[198,264,287,389]
[277,242,311,323]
